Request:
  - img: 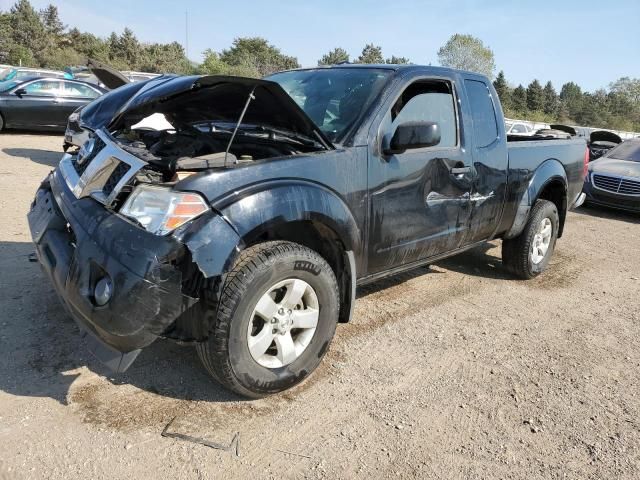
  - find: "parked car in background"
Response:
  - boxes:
[588,130,621,161]
[534,128,573,139]
[548,124,623,161]
[0,77,106,132]
[505,121,534,136]
[583,139,640,212]
[0,67,69,83]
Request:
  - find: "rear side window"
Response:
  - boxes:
[63,82,100,99]
[465,79,498,147]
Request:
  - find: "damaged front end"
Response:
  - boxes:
[28,75,330,372]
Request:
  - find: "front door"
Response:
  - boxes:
[367,78,473,274]
[5,79,63,128]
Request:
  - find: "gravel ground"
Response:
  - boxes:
[1,132,639,480]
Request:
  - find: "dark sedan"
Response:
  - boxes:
[583,139,640,212]
[0,77,106,132]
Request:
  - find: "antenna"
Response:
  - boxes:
[224,87,256,167]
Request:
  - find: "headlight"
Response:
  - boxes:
[68,111,80,123]
[119,185,209,235]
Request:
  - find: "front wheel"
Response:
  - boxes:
[502,199,559,279]
[196,241,340,398]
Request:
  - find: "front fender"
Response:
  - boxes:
[173,211,243,278]
[218,180,361,255]
[504,159,567,239]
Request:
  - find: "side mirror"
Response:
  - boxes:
[14,88,27,97]
[383,121,441,155]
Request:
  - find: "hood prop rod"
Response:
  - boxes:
[223,87,256,168]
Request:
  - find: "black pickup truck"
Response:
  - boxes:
[28,65,587,397]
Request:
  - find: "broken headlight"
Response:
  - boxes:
[119,185,209,235]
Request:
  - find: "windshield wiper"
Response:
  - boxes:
[241,125,324,149]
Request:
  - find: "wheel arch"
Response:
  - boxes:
[221,183,361,324]
[504,159,568,239]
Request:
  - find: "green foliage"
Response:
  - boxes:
[386,55,410,65]
[542,81,557,116]
[437,34,495,79]
[219,37,299,77]
[526,79,544,112]
[318,47,349,66]
[511,85,527,112]
[1,1,639,132]
[493,71,510,110]
[356,44,384,64]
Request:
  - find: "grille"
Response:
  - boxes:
[593,174,640,196]
[102,162,131,197]
[71,136,106,177]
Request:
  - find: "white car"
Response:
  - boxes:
[505,121,535,136]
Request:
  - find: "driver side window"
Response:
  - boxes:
[388,80,458,148]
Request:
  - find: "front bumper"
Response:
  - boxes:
[582,181,640,213]
[28,170,197,372]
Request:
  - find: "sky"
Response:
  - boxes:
[3,0,639,92]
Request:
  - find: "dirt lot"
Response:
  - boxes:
[0,132,639,480]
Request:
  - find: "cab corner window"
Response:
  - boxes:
[389,80,457,149]
[465,79,498,147]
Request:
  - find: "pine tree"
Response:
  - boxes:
[318,47,349,66]
[356,44,384,64]
[542,81,558,116]
[511,84,527,112]
[493,71,511,110]
[526,79,544,111]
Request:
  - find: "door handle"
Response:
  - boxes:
[450,167,471,175]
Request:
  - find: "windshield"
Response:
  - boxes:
[0,81,20,92]
[267,68,392,142]
[0,68,16,82]
[607,141,640,162]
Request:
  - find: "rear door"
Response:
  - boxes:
[4,79,63,128]
[462,78,509,244]
[367,76,474,274]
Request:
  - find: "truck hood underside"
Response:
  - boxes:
[110,75,334,150]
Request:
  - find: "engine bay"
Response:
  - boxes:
[111,122,318,184]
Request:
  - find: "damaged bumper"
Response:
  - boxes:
[28,170,198,372]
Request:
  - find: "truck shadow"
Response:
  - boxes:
[2,147,62,168]
[0,241,242,406]
[0,239,512,408]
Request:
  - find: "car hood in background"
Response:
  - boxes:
[87,58,130,90]
[590,158,640,178]
[590,130,622,145]
[110,75,334,149]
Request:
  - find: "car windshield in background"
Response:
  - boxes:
[267,68,392,142]
[0,81,19,92]
[608,141,640,162]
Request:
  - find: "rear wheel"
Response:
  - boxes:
[502,199,559,279]
[196,241,340,398]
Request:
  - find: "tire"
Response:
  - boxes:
[196,241,340,398]
[502,199,559,279]
[0,113,4,132]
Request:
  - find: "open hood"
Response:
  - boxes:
[87,58,130,90]
[590,130,622,145]
[549,124,577,136]
[111,75,334,149]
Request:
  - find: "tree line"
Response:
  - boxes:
[1,0,639,131]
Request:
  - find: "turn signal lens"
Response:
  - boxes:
[119,185,209,235]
